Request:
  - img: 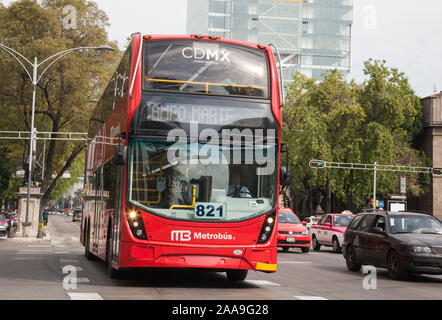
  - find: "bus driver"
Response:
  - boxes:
[227,171,253,198]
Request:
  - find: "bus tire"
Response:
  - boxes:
[226,270,248,281]
[106,222,123,279]
[84,223,96,261]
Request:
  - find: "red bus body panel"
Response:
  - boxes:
[82,34,282,273]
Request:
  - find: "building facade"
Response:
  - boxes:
[411,92,442,221]
[186,0,353,84]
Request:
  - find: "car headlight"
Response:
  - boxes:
[409,246,433,254]
[302,230,309,235]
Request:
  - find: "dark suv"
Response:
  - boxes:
[343,211,442,280]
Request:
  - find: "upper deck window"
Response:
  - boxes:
[143,40,269,99]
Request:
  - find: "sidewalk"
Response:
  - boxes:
[3,224,51,242]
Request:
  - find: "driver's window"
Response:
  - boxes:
[325,216,332,226]
[372,215,386,232]
[317,216,327,225]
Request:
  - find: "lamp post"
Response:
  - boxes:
[0,43,114,237]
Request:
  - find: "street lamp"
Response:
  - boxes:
[0,43,115,238]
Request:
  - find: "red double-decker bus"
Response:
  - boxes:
[81,33,286,281]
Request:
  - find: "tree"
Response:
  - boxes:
[0,0,120,210]
[283,61,429,216]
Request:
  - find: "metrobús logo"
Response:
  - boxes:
[171,230,234,242]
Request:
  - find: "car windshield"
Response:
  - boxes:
[0,215,5,222]
[389,215,442,234]
[333,215,355,227]
[128,140,278,222]
[279,212,301,224]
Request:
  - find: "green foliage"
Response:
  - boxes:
[283,61,428,215]
[0,0,120,207]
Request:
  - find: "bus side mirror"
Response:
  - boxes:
[114,146,127,166]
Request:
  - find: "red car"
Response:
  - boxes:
[277,208,311,253]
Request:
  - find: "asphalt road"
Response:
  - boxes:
[0,214,441,300]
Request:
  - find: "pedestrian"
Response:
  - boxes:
[43,208,49,226]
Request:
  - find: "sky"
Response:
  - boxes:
[1,0,441,97]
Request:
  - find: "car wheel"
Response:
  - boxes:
[345,246,361,272]
[332,237,342,253]
[226,270,248,281]
[301,247,310,253]
[312,235,321,251]
[387,251,408,280]
[282,247,290,252]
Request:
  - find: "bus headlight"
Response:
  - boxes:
[126,208,147,240]
[258,212,276,244]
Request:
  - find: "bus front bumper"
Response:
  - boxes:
[117,241,277,272]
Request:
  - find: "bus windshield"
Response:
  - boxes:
[143,40,269,99]
[128,140,278,222]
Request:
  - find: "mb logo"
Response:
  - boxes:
[362,266,377,290]
[171,230,191,242]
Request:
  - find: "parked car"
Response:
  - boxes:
[72,209,82,222]
[343,211,442,280]
[0,214,8,237]
[310,213,356,253]
[277,208,311,253]
[303,216,320,229]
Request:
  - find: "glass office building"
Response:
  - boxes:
[186,0,353,84]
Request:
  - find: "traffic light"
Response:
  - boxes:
[433,168,442,175]
[309,160,326,168]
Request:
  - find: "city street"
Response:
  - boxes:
[0,215,440,301]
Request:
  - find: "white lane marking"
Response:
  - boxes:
[67,293,103,300]
[76,278,90,283]
[246,280,280,286]
[71,236,79,241]
[27,245,52,248]
[54,251,70,254]
[13,258,50,260]
[17,250,53,254]
[60,259,79,264]
[294,296,328,300]
[61,266,83,272]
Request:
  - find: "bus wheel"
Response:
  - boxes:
[84,224,96,261]
[226,270,248,281]
[106,224,123,279]
[282,247,290,252]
